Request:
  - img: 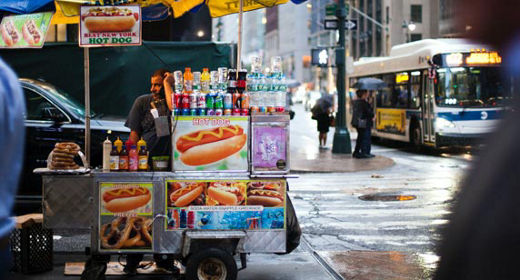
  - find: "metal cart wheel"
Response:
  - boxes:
[185,247,237,280]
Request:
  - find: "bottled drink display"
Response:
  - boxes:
[168,60,288,116]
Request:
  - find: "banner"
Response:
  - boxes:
[376,108,406,135]
[79,5,141,47]
[252,126,288,171]
[0,12,53,48]
[165,180,286,230]
[173,116,249,171]
[99,182,153,252]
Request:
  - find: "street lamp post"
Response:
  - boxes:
[332,0,352,154]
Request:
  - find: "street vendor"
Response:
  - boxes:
[125,68,174,157]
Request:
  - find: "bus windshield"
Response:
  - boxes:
[435,66,511,107]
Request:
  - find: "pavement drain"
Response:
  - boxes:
[359,193,416,201]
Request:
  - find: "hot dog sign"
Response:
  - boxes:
[0,12,52,48]
[79,5,142,47]
[173,117,249,171]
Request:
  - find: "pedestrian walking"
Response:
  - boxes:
[311,92,333,149]
[0,57,26,279]
[351,90,374,158]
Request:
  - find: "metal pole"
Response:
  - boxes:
[332,0,352,154]
[237,0,244,71]
[84,47,91,166]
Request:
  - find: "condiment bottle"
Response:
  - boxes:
[114,136,123,153]
[119,145,129,171]
[138,145,148,171]
[137,137,147,153]
[109,145,119,171]
[102,137,112,171]
[129,145,138,171]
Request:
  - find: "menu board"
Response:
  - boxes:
[0,12,53,48]
[165,180,286,231]
[79,5,141,47]
[173,116,249,172]
[99,182,153,252]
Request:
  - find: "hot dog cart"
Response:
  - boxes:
[36,113,295,279]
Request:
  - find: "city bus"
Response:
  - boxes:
[349,39,512,148]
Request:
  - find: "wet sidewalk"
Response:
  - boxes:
[289,106,395,173]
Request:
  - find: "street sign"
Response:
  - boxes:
[325,2,350,17]
[324,19,358,30]
[311,48,329,67]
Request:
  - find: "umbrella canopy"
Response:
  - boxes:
[352,77,387,90]
[316,93,333,111]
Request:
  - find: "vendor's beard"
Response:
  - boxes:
[153,87,165,100]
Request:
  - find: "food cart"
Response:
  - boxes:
[38,112,293,279]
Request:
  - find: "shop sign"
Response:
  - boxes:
[0,12,53,49]
[165,180,286,231]
[99,182,153,252]
[173,116,249,172]
[79,5,141,47]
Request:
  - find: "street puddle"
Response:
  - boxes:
[359,193,417,201]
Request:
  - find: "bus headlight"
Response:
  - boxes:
[435,117,456,130]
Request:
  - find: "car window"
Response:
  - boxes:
[23,88,60,121]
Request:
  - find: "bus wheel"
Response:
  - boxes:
[186,247,237,280]
[410,122,422,148]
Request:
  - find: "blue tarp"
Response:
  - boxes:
[0,0,169,21]
[0,0,54,14]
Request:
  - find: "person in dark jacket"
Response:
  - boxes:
[351,90,374,158]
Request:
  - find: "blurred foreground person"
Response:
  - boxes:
[434,1,520,279]
[0,57,25,279]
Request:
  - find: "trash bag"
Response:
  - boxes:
[80,255,109,280]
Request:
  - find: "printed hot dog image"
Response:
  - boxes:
[1,19,20,47]
[176,125,247,166]
[206,182,246,206]
[22,20,42,45]
[246,181,285,207]
[102,185,152,213]
[168,182,207,207]
[82,7,138,32]
[100,216,152,250]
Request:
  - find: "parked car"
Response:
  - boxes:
[16,78,130,214]
[304,90,323,111]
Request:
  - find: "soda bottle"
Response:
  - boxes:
[183,67,193,93]
[193,71,201,93]
[227,69,237,93]
[201,68,210,93]
[181,93,190,109]
[138,145,148,171]
[197,92,206,109]
[233,92,241,109]
[129,145,138,171]
[109,145,119,171]
[174,92,182,109]
[206,92,215,109]
[119,145,129,171]
[237,69,247,93]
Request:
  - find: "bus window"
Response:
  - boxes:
[410,71,421,108]
[394,72,409,108]
[377,74,394,107]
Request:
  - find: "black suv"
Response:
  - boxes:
[17,78,130,214]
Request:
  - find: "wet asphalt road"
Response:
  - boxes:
[288,103,474,276]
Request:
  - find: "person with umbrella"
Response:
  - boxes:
[311,92,334,149]
[351,78,385,158]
